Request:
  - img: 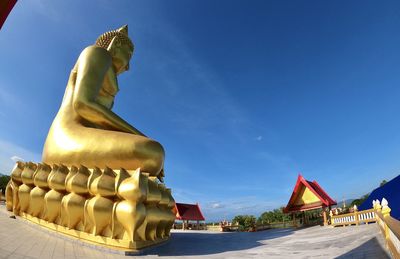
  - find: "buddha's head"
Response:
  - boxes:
[95,25,134,75]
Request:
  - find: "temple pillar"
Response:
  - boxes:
[292,213,297,227]
[323,207,328,226]
[305,211,308,225]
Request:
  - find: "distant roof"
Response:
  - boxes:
[175,203,205,221]
[359,174,400,220]
[0,0,17,30]
[284,174,337,213]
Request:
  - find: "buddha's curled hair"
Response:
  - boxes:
[95,25,134,51]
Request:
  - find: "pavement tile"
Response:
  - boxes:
[0,204,391,259]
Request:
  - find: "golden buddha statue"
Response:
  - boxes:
[42,25,164,177]
[5,25,175,251]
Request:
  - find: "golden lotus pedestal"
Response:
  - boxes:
[5,161,176,251]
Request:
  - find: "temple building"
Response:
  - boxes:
[284,174,337,226]
[174,203,205,230]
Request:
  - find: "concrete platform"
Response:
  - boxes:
[0,203,390,258]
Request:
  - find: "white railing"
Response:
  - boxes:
[331,208,375,227]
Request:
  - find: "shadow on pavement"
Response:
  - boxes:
[335,237,390,259]
[141,228,294,256]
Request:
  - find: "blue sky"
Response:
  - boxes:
[1,1,400,221]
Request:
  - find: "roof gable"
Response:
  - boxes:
[175,203,205,221]
[284,174,337,213]
[293,186,321,205]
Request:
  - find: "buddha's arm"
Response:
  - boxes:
[72,46,145,136]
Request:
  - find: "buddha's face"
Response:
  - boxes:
[111,43,133,75]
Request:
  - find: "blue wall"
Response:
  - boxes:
[359,175,400,220]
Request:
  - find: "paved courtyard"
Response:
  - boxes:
[0,203,390,258]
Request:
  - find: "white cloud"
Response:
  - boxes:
[256,135,263,141]
[0,139,41,174]
[10,156,24,162]
[200,196,283,222]
[211,203,224,209]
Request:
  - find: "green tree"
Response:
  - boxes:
[350,193,369,207]
[0,174,11,194]
[380,180,388,187]
[257,207,290,224]
[244,215,256,230]
[232,215,256,231]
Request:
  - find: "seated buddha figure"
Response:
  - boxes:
[42,25,164,177]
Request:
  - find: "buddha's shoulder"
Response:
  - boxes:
[79,45,111,61]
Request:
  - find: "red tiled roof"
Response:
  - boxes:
[175,203,205,221]
[0,0,17,30]
[284,174,337,213]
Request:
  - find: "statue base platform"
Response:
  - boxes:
[19,212,169,250]
[6,161,176,250]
